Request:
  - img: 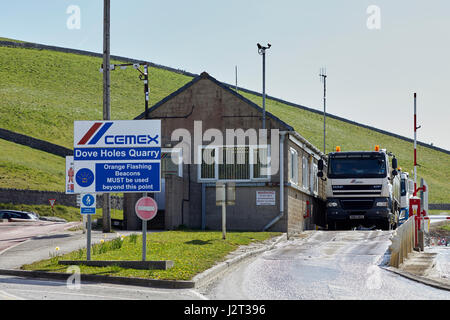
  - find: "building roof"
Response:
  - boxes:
[134,71,324,157]
[134,72,294,130]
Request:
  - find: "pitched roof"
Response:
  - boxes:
[134,72,294,131]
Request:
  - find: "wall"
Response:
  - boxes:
[0,128,72,158]
[204,185,285,232]
[0,188,123,209]
[285,138,322,235]
[164,175,184,229]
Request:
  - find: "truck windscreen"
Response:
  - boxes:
[328,154,387,178]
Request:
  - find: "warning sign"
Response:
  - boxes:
[256,191,276,206]
[49,199,56,208]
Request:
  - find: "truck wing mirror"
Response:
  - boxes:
[392,170,398,176]
[317,171,323,178]
[392,157,398,170]
[318,159,324,171]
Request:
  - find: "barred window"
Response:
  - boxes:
[200,147,216,180]
[219,146,250,180]
[253,147,270,179]
[199,145,270,181]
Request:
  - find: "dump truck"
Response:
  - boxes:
[317,146,400,230]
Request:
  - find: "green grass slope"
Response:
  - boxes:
[0,138,65,191]
[0,43,448,202]
[0,45,192,148]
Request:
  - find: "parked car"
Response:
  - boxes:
[0,210,39,221]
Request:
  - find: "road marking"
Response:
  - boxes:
[0,289,24,300]
[9,287,134,300]
[189,289,209,300]
[1,276,205,300]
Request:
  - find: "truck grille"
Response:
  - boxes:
[340,199,374,211]
[332,185,382,190]
[332,185,382,196]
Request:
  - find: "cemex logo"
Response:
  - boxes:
[77,122,159,146]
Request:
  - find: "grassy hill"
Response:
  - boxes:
[0,42,448,203]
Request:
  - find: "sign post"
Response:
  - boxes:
[135,196,158,261]
[216,183,235,240]
[80,193,96,260]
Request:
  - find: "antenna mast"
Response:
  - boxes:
[319,67,327,154]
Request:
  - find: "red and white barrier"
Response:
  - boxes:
[423,216,450,220]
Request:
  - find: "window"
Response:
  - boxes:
[200,147,216,180]
[219,146,250,180]
[289,148,298,184]
[312,162,318,194]
[199,145,270,181]
[161,149,183,177]
[302,156,309,190]
[253,146,270,179]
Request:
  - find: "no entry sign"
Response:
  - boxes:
[135,196,158,221]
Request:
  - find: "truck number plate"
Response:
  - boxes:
[349,215,365,220]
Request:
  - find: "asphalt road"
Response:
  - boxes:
[0,275,206,300]
[202,230,450,300]
[1,220,448,300]
[0,221,80,253]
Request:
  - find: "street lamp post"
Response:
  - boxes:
[257,43,271,130]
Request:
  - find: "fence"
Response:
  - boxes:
[389,216,415,268]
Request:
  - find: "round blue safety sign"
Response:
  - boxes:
[76,168,94,187]
[82,194,95,207]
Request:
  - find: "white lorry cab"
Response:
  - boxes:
[317,146,400,230]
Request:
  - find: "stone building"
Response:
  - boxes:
[123,72,326,236]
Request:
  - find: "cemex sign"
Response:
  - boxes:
[73,120,161,193]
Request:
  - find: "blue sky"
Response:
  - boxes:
[2,0,449,150]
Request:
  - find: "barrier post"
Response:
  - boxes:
[409,197,421,250]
